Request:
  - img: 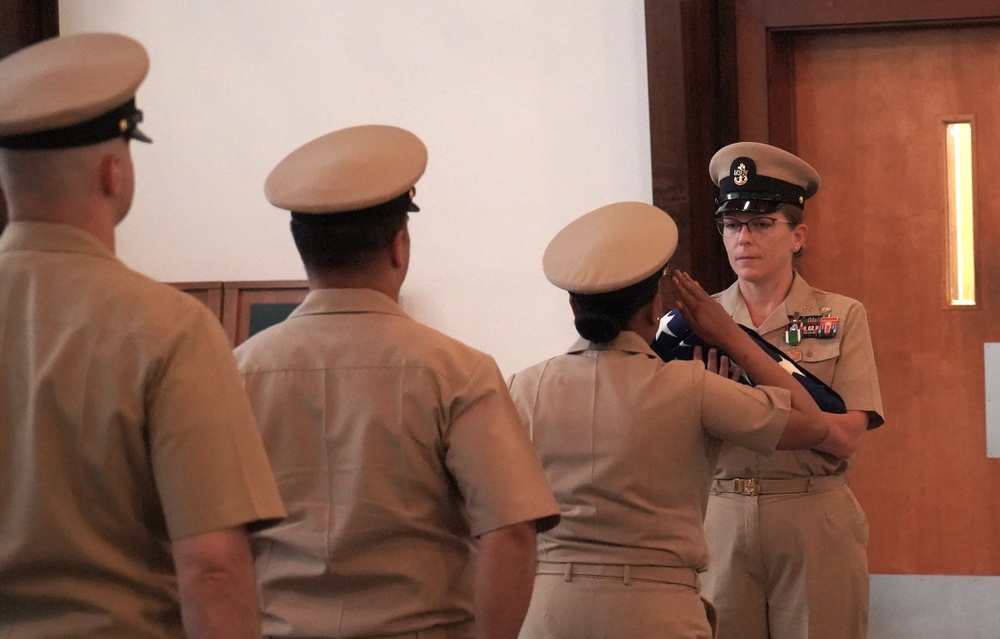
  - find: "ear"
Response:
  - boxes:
[648,290,664,324]
[793,223,809,251]
[389,226,409,269]
[99,152,123,198]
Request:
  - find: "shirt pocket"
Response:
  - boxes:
[797,340,840,386]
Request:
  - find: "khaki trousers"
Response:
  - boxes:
[519,564,714,639]
[701,478,869,639]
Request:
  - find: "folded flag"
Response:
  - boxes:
[652,309,846,414]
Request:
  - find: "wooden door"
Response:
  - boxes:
[794,26,1000,575]
[730,2,1000,575]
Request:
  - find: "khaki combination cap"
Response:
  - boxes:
[709,141,820,216]
[543,201,678,295]
[0,32,151,149]
[265,124,427,215]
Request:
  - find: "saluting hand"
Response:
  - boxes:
[670,270,742,351]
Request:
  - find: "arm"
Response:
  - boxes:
[814,409,870,459]
[475,521,538,639]
[671,270,827,449]
[171,526,261,639]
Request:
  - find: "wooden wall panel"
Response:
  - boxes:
[0,0,57,235]
[222,280,308,347]
[170,280,308,346]
[645,0,734,297]
[172,281,224,319]
[0,0,58,60]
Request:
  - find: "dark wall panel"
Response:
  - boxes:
[645,0,735,297]
[0,0,58,60]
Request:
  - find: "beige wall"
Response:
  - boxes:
[59,0,652,376]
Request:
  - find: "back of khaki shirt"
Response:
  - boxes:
[237,288,558,639]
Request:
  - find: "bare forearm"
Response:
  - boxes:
[475,521,537,639]
[178,570,259,639]
[172,527,260,639]
[813,410,869,459]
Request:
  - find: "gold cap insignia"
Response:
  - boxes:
[733,162,749,186]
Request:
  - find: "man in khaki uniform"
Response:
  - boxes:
[700,142,885,639]
[508,202,829,638]
[236,125,560,639]
[0,33,286,638]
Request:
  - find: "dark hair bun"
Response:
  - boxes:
[574,310,621,343]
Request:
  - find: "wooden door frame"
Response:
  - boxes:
[642,1,1000,289]
[0,0,58,60]
[644,0,737,294]
[728,0,1000,148]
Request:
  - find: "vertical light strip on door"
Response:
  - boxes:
[945,121,976,306]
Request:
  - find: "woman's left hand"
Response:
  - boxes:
[693,345,745,382]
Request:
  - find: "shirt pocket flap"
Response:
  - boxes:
[799,340,840,364]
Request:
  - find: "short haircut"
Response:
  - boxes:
[290,203,408,271]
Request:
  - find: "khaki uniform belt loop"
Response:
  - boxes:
[711,474,845,496]
[536,561,699,588]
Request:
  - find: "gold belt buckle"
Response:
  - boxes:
[734,478,759,496]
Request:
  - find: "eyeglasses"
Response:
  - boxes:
[716,216,795,238]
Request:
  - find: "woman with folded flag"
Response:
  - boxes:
[685,142,885,639]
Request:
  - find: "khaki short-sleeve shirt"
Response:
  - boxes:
[235,288,559,639]
[713,272,885,478]
[508,331,790,571]
[0,222,285,639]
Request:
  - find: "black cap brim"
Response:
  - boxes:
[714,199,783,217]
[128,125,152,144]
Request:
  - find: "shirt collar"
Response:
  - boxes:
[782,272,823,318]
[718,271,820,336]
[566,330,658,358]
[290,287,410,320]
[0,221,117,262]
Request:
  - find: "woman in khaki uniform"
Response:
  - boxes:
[699,142,885,639]
[509,202,830,639]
